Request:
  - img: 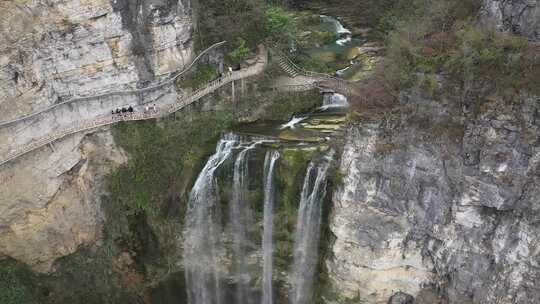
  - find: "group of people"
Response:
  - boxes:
[112,106,134,115]
[111,104,159,116]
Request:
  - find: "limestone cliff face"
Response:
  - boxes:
[0,131,127,273]
[481,0,540,40]
[0,0,192,121]
[0,0,193,272]
[328,92,540,303]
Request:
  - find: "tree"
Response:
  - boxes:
[228,38,250,65]
[264,6,295,42]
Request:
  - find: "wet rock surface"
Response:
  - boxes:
[329,91,540,303]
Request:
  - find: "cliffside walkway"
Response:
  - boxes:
[0,46,267,167]
[0,41,227,128]
[272,50,357,96]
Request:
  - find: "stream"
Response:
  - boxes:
[302,14,377,81]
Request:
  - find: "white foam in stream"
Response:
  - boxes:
[280,116,307,130]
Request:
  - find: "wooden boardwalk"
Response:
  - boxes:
[0,46,358,167]
[0,47,267,167]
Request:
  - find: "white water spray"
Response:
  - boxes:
[262,151,280,304]
[231,141,262,304]
[280,116,307,130]
[184,134,241,304]
[320,93,349,110]
[290,151,334,304]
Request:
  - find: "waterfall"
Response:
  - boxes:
[320,15,351,35]
[184,131,334,304]
[262,151,280,304]
[290,152,334,304]
[320,15,352,46]
[321,93,349,110]
[230,142,259,304]
[184,134,240,304]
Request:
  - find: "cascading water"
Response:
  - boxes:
[320,15,351,35]
[321,93,349,110]
[231,142,260,304]
[183,131,337,304]
[280,116,307,130]
[320,15,352,46]
[262,151,280,304]
[184,134,240,304]
[290,151,334,304]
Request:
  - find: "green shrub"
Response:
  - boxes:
[108,111,234,215]
[227,38,250,65]
[177,64,218,91]
[380,0,537,97]
[264,6,296,43]
[445,26,534,92]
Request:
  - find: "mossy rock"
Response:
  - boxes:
[0,260,40,304]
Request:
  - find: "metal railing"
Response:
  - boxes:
[273,50,355,95]
[0,46,268,167]
[0,41,227,127]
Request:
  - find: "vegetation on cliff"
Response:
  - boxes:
[109,111,234,216]
[0,260,40,304]
[351,0,540,110]
[194,0,295,64]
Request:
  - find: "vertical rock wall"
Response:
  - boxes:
[0,0,193,272]
[328,92,540,303]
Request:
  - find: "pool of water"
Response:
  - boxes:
[297,14,375,81]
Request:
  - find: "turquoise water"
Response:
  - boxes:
[300,14,369,80]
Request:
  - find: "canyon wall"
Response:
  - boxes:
[0,0,193,272]
[328,90,540,303]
